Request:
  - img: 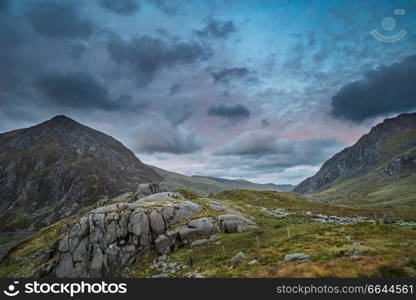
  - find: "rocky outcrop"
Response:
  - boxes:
[51,194,257,278]
[379,149,416,178]
[294,113,416,194]
[132,182,174,200]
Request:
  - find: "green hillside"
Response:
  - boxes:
[2,189,416,278]
[312,131,416,209]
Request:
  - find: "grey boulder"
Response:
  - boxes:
[218,214,257,233]
[137,192,182,203]
[230,252,246,264]
[284,253,310,262]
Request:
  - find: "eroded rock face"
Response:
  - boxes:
[380,149,416,178]
[218,214,257,233]
[294,113,416,194]
[132,182,174,200]
[53,199,257,278]
[137,192,182,203]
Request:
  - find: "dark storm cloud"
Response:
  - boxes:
[107,34,212,86]
[98,0,140,15]
[0,0,11,12]
[132,119,205,154]
[261,118,270,127]
[164,104,193,125]
[33,72,143,112]
[330,55,416,122]
[148,0,180,16]
[207,104,250,122]
[169,82,182,96]
[213,130,344,169]
[211,67,250,84]
[25,0,94,40]
[195,18,237,39]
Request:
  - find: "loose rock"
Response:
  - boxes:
[230,252,246,264]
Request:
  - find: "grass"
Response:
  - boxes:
[305,129,416,214]
[312,141,416,214]
[130,189,416,278]
[1,189,415,278]
[0,217,76,277]
[0,235,16,246]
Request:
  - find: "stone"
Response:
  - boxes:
[209,204,227,211]
[128,212,150,236]
[230,252,246,264]
[218,214,257,233]
[138,192,182,202]
[149,211,166,235]
[157,182,174,193]
[248,259,258,265]
[55,253,75,278]
[90,248,106,278]
[171,202,204,224]
[152,273,170,278]
[190,235,219,248]
[284,253,310,262]
[178,227,200,242]
[159,206,174,221]
[155,234,172,255]
[59,236,70,253]
[140,233,152,247]
[132,183,153,199]
[72,237,89,263]
[353,250,367,256]
[188,217,217,236]
[133,182,174,200]
[104,222,119,245]
[121,267,133,277]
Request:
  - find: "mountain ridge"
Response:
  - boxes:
[294,112,416,207]
[0,115,161,231]
[149,166,293,196]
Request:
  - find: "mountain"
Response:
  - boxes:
[0,116,161,231]
[192,176,295,192]
[294,113,416,207]
[151,166,294,195]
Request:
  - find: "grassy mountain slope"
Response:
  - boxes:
[294,113,416,208]
[313,143,416,209]
[151,166,293,195]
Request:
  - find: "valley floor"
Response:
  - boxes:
[1,190,415,278]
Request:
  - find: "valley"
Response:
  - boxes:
[0,113,415,278]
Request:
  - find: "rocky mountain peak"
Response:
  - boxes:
[0,117,161,231]
[294,112,416,194]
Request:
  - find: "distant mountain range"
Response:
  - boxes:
[0,116,292,231]
[2,113,414,231]
[294,113,416,208]
[151,166,294,195]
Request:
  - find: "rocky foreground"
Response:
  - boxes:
[1,188,415,278]
[29,182,258,277]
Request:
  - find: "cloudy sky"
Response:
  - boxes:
[1,0,416,184]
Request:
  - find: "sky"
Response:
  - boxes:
[1,0,416,185]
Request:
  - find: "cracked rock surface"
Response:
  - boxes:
[51,186,257,278]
